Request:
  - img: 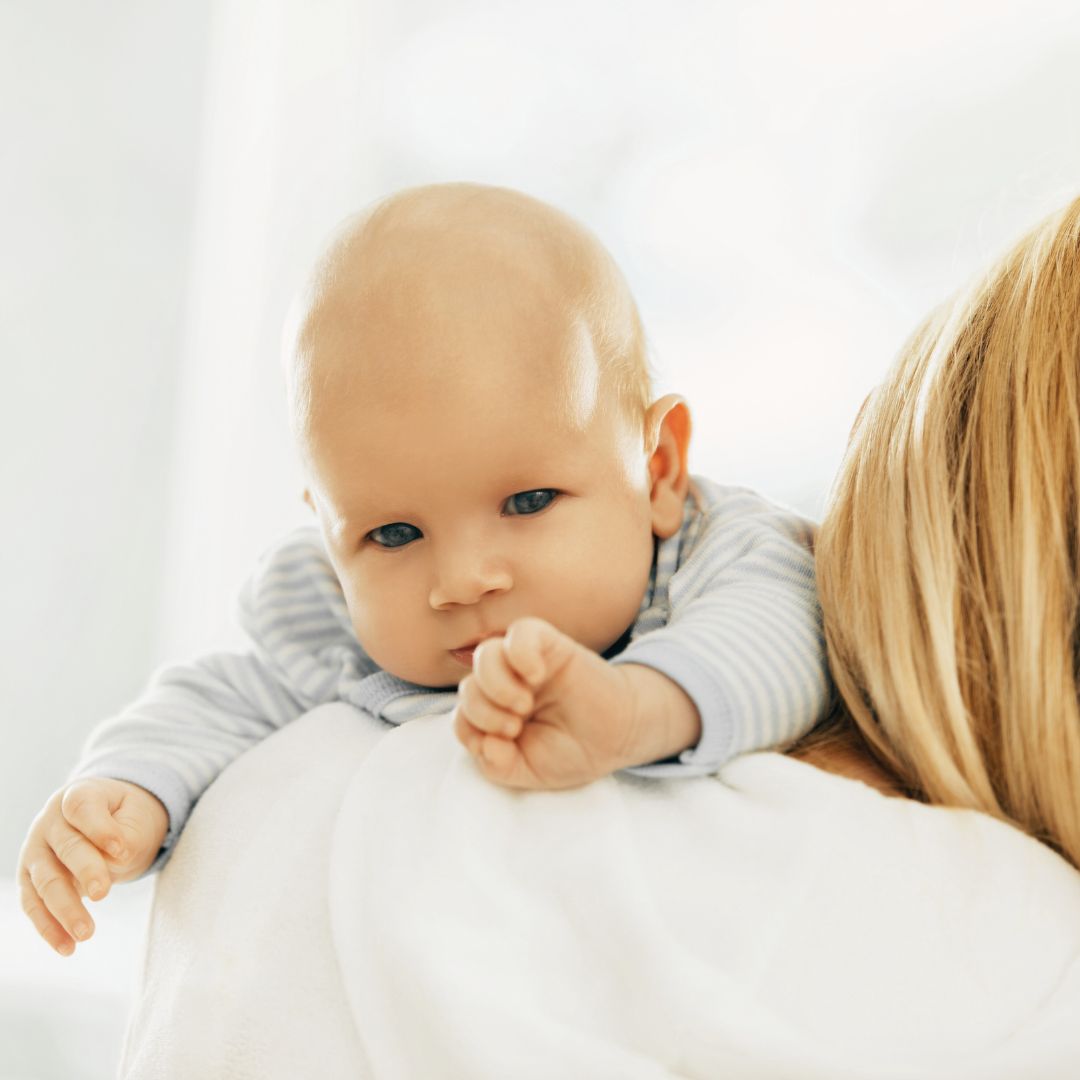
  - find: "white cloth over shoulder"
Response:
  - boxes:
[120,704,1080,1079]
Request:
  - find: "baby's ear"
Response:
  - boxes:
[645,395,692,539]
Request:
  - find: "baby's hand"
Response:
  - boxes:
[16,778,169,956]
[453,616,696,790]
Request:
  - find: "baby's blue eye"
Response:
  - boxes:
[504,489,558,516]
[368,522,422,549]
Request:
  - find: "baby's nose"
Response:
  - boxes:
[428,548,512,609]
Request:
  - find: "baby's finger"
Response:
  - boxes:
[454,709,546,790]
[453,706,484,756]
[503,616,574,688]
[26,851,95,948]
[60,782,128,861]
[472,639,534,715]
[476,732,521,780]
[18,869,76,956]
[46,818,112,903]
[454,707,509,772]
[458,674,525,739]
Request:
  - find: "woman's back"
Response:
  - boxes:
[121,705,1080,1079]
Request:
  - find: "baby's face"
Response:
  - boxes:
[301,295,660,688]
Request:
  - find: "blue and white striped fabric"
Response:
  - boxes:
[70,476,829,870]
[614,480,829,775]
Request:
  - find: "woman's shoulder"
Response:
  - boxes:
[712,749,1080,1065]
[788,734,908,797]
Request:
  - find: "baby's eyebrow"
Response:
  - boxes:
[338,500,410,531]
[313,493,369,541]
[324,514,352,545]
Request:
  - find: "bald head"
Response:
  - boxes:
[283,183,650,458]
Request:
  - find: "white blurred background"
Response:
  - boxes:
[3,0,1080,1075]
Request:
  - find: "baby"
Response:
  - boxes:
[18,183,829,956]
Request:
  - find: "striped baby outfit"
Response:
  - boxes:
[70,476,830,871]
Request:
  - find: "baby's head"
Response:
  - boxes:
[284,183,691,687]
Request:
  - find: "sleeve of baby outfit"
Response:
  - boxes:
[613,486,830,778]
[66,526,365,874]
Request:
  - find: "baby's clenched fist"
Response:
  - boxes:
[452,616,643,789]
[453,616,703,790]
[16,778,168,956]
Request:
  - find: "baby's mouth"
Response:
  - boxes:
[449,632,499,668]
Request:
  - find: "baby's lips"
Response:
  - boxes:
[450,631,504,659]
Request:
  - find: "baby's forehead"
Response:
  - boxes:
[308,300,604,436]
[306,272,604,407]
[305,342,637,532]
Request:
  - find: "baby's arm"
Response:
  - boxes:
[65,526,356,870]
[614,485,830,775]
[16,650,310,957]
[67,648,314,872]
[18,527,360,953]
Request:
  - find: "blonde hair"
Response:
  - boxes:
[580,276,654,436]
[817,196,1080,867]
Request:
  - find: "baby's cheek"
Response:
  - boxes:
[351,603,399,659]
[555,539,652,652]
[341,584,387,651]
[349,592,440,681]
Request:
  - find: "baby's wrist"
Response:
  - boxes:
[611,663,701,769]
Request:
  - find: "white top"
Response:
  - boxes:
[120,704,1080,1079]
